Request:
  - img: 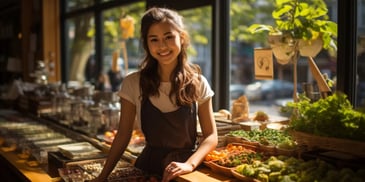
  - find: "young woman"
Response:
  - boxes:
[93,7,218,182]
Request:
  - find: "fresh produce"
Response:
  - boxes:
[205,150,228,162]
[205,143,258,162]
[216,151,264,167]
[253,111,269,122]
[234,155,365,182]
[287,92,365,141]
[227,129,297,149]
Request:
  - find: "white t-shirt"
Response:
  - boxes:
[117,71,214,128]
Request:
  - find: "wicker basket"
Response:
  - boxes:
[290,130,365,157]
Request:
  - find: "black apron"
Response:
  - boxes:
[134,98,197,176]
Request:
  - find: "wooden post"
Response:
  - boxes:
[307,56,331,95]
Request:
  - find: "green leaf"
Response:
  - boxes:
[276,0,293,6]
[272,5,292,20]
[247,24,275,34]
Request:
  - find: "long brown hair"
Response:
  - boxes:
[139,7,201,106]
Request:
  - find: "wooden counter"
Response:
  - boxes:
[177,166,240,182]
[0,109,240,181]
[1,148,239,182]
[0,150,56,182]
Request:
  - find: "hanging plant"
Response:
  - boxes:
[248,0,338,61]
[247,0,337,102]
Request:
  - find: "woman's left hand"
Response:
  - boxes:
[162,162,194,182]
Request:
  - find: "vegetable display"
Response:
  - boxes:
[227,128,297,150]
[287,92,365,141]
[205,143,263,164]
[234,155,365,182]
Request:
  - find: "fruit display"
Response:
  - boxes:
[205,143,259,162]
[204,143,267,176]
[233,155,365,182]
[204,141,365,181]
[215,150,264,168]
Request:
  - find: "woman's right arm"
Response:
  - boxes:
[92,98,137,181]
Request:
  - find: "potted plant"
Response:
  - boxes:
[248,0,337,59]
[247,0,337,101]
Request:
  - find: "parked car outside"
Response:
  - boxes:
[245,80,295,101]
[230,84,246,100]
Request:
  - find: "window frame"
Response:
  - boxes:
[60,0,359,110]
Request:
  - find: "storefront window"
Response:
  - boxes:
[101,2,145,91]
[180,6,212,84]
[230,0,338,116]
[65,13,95,86]
[102,5,213,87]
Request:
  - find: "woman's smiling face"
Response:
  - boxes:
[147,21,183,67]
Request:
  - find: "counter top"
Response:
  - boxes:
[1,147,240,182]
[0,150,56,182]
[177,167,240,182]
[0,109,241,181]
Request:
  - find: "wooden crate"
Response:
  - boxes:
[290,130,365,157]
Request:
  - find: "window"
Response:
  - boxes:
[61,0,361,112]
[65,13,95,84]
[62,1,145,91]
[62,1,212,91]
[230,0,338,116]
[179,6,212,84]
[101,3,145,91]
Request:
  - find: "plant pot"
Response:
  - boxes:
[268,34,295,65]
[298,38,323,57]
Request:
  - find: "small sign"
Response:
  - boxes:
[254,48,273,80]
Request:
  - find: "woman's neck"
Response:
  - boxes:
[158,64,176,82]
